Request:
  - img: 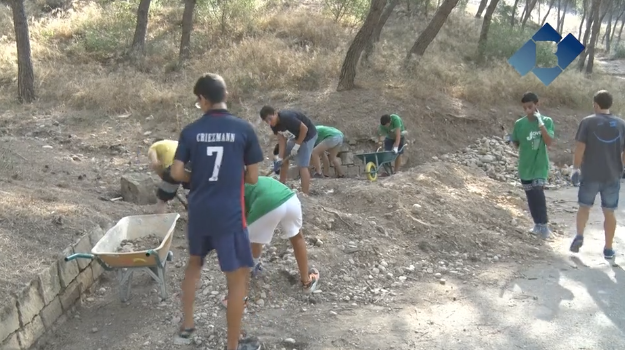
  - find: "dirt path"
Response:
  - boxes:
[40,182,625,350]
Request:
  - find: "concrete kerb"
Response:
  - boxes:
[0,225,108,350]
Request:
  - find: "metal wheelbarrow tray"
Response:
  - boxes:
[65,213,181,302]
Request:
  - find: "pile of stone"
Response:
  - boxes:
[433,136,572,188]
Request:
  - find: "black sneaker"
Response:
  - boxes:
[173,328,195,345]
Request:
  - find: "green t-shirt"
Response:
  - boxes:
[315,125,343,145]
[244,176,296,225]
[378,114,406,140]
[511,116,555,180]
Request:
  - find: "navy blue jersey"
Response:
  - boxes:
[174,109,264,237]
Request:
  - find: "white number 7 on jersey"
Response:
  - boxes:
[206,146,224,181]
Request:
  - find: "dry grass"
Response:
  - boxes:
[0,0,623,124]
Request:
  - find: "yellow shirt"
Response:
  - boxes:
[148,140,178,169]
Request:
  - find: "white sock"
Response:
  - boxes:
[253,257,260,266]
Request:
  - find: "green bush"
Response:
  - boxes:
[612,45,625,59]
[74,1,137,60]
[483,20,558,68]
[322,0,369,24]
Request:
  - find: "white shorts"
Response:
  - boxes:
[248,195,302,244]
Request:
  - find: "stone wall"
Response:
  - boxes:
[0,226,107,350]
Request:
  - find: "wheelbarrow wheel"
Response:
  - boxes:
[365,162,378,182]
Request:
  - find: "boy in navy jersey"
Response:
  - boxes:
[170,73,263,350]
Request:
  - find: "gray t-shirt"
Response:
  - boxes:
[575,113,625,183]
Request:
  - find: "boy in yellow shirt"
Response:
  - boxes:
[148,139,185,214]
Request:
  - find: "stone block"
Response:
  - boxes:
[120,173,157,205]
[16,280,44,325]
[0,298,20,344]
[39,297,63,330]
[338,143,350,154]
[17,315,45,350]
[73,235,93,271]
[38,263,61,305]
[59,280,80,312]
[346,166,362,177]
[0,332,20,350]
[76,267,94,294]
[340,152,354,165]
[88,226,105,248]
[90,261,105,281]
[58,247,79,289]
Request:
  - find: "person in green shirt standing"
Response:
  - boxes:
[378,114,407,173]
[311,125,345,178]
[511,92,555,239]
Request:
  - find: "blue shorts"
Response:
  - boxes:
[578,180,621,210]
[384,136,405,155]
[187,229,254,272]
[285,134,318,168]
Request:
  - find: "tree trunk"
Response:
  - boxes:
[337,0,386,91]
[579,0,588,39]
[476,0,501,64]
[131,0,152,57]
[178,0,196,63]
[603,3,614,50]
[557,0,569,33]
[363,0,399,63]
[541,0,556,26]
[519,0,529,25]
[511,0,521,26]
[618,15,625,44]
[424,0,431,17]
[521,0,538,28]
[475,0,488,18]
[609,8,625,44]
[405,0,460,60]
[580,0,603,73]
[10,0,35,103]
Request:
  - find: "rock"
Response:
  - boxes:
[120,173,158,205]
[436,136,571,188]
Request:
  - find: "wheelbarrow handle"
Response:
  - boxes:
[65,253,95,262]
[376,145,408,153]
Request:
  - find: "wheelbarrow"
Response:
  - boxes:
[354,145,406,182]
[65,213,180,302]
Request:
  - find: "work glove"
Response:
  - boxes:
[290,143,300,157]
[534,111,544,127]
[570,168,581,187]
[392,146,398,154]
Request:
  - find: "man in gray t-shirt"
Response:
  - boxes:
[569,90,625,260]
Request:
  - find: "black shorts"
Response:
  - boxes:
[383,136,405,154]
[156,167,181,202]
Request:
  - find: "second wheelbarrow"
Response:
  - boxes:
[354,145,406,181]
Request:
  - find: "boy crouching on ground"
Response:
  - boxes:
[222,176,319,307]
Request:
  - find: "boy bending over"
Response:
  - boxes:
[148,139,186,214]
[224,175,319,308]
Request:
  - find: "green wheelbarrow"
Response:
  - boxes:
[354,145,406,182]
